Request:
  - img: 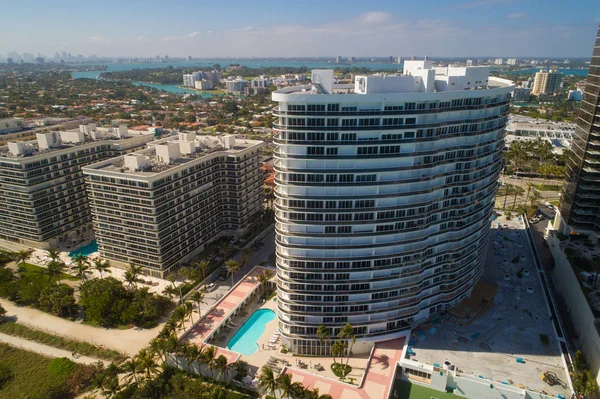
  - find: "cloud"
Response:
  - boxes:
[507,13,524,18]
[360,11,392,25]
[161,32,203,42]
[232,26,253,32]
[454,0,512,8]
[88,35,108,44]
[185,32,201,38]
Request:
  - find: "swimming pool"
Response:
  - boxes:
[68,240,99,257]
[227,309,276,355]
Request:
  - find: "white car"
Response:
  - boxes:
[230,236,239,244]
[204,283,217,292]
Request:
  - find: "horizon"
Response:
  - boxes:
[1,0,599,58]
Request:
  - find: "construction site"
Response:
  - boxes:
[402,212,571,398]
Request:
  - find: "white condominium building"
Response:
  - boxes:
[82,134,264,277]
[532,69,562,95]
[0,124,155,248]
[272,63,514,355]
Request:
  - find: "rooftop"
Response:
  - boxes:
[84,132,262,177]
[273,63,513,97]
[0,123,155,159]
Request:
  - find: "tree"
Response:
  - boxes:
[290,381,305,398]
[225,259,241,287]
[121,357,141,386]
[173,305,188,331]
[71,254,91,282]
[213,354,228,381]
[277,373,294,399]
[219,242,233,259]
[149,338,168,364]
[202,345,217,378]
[13,249,33,266]
[136,348,159,381]
[189,290,206,318]
[44,259,66,284]
[184,301,194,325]
[79,277,130,327]
[37,284,76,317]
[197,260,210,281]
[332,340,346,367]
[258,366,277,397]
[317,325,331,355]
[46,247,61,263]
[241,248,254,268]
[231,360,249,381]
[339,323,356,372]
[92,258,111,279]
[512,185,525,208]
[257,269,274,292]
[528,188,542,208]
[124,263,142,288]
[0,304,6,322]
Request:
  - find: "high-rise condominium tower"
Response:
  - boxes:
[532,69,562,95]
[556,25,600,240]
[272,63,513,355]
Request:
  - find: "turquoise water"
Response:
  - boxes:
[507,68,588,76]
[227,309,276,355]
[68,240,98,257]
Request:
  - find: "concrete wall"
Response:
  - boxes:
[452,375,556,399]
[546,231,600,386]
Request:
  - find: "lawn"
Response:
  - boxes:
[534,183,561,192]
[391,379,457,399]
[19,263,79,282]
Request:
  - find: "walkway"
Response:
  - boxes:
[0,299,160,356]
[0,332,105,365]
[284,338,406,399]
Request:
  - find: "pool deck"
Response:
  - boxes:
[180,266,269,364]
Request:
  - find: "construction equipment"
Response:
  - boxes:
[541,371,558,386]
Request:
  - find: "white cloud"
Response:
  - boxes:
[454,0,513,8]
[88,35,109,44]
[360,11,392,25]
[185,32,201,38]
[232,26,253,32]
[507,13,524,18]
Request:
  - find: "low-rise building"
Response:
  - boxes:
[0,117,24,134]
[512,87,531,102]
[82,133,264,277]
[568,88,584,101]
[0,124,155,248]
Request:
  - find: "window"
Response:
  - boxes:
[327,119,339,127]
[337,226,351,233]
[326,148,338,155]
[384,105,403,111]
[355,200,375,208]
[356,174,376,182]
[341,133,356,141]
[288,118,305,126]
[358,118,380,126]
[288,105,306,112]
[326,174,337,182]
[307,147,324,155]
[327,104,340,112]
[382,133,401,140]
[307,119,325,127]
[342,119,357,127]
[379,145,400,154]
[405,102,416,110]
[357,147,378,155]
[354,212,374,220]
[405,117,416,124]
[325,226,336,233]
[339,174,354,183]
[307,132,325,141]
[327,133,339,140]
[404,132,415,138]
[383,118,403,126]
[339,201,353,208]
[307,104,325,112]
[341,106,357,112]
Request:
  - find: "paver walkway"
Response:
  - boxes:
[0,332,105,365]
[0,298,160,356]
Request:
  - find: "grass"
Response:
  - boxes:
[391,379,457,399]
[535,183,561,192]
[18,263,79,282]
[0,321,126,362]
[0,344,92,398]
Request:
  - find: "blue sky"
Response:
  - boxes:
[1,0,598,57]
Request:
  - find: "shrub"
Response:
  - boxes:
[47,357,77,381]
[331,363,352,379]
[0,363,13,389]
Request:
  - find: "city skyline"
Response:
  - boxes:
[1,0,598,58]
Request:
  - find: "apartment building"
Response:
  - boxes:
[225,78,248,94]
[532,69,562,95]
[0,124,155,248]
[272,64,513,354]
[82,133,264,277]
[555,25,600,240]
[0,117,24,134]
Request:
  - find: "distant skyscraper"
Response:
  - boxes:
[466,59,474,66]
[532,69,562,95]
[555,25,600,239]
[388,56,394,63]
[396,56,402,64]
[6,58,13,64]
[272,65,513,354]
[335,56,342,63]
[506,58,518,66]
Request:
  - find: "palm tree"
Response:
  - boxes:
[231,360,249,381]
[173,305,188,331]
[137,348,159,381]
[339,323,356,372]
[189,290,206,318]
[219,242,233,259]
[258,366,278,397]
[92,257,111,278]
[512,185,525,208]
[213,354,228,381]
[197,260,210,282]
[124,263,142,288]
[46,247,60,263]
[44,259,66,284]
[71,254,91,282]
[257,269,274,292]
[149,338,168,364]
[241,248,254,268]
[202,345,217,378]
[184,301,194,325]
[121,357,141,386]
[290,381,305,398]
[162,285,178,301]
[13,249,33,266]
[331,340,346,368]
[529,188,543,208]
[277,373,294,399]
[317,325,330,356]
[225,259,241,287]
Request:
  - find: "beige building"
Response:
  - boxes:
[532,69,562,95]
[0,117,24,134]
[0,124,155,248]
[82,133,264,277]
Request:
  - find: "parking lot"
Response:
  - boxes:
[407,212,570,397]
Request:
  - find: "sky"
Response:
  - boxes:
[1,0,599,58]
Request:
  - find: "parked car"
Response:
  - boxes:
[218,268,228,281]
[230,236,239,244]
[204,282,217,292]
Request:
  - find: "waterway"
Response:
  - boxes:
[507,67,588,76]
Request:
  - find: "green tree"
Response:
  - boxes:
[277,372,294,399]
[79,277,130,327]
[37,284,76,317]
[225,259,241,287]
[12,249,33,266]
[528,187,542,208]
[339,323,356,372]
[257,269,274,292]
[0,304,6,322]
[213,354,228,381]
[124,263,142,288]
[196,260,210,282]
[121,356,141,386]
[70,254,91,282]
[44,259,66,284]
[317,325,331,356]
[92,258,111,279]
[136,348,159,381]
[189,290,206,318]
[258,366,277,397]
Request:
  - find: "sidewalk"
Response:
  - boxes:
[0,332,105,365]
[0,299,160,356]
